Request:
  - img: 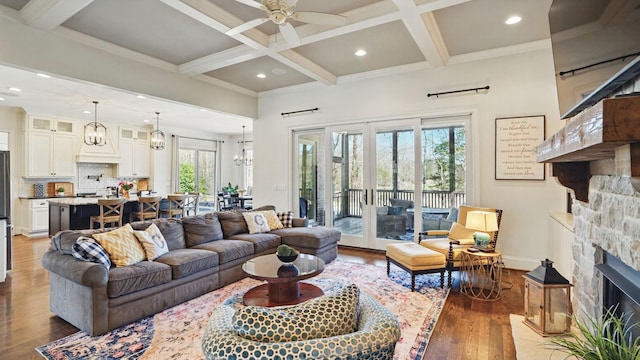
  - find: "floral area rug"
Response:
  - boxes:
[37,260,449,360]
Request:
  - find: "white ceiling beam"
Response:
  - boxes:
[274,50,337,85]
[179,45,267,76]
[20,0,93,31]
[392,0,446,67]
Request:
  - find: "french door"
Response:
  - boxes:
[325,120,417,250]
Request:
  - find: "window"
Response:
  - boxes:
[174,136,220,214]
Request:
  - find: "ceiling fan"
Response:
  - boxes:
[226,0,347,46]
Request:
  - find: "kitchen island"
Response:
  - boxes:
[48,197,140,237]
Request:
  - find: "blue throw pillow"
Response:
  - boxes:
[72,236,112,269]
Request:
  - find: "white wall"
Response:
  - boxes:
[253,47,567,270]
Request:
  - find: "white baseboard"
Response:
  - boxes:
[503,255,539,271]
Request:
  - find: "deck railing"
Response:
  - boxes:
[331,189,466,218]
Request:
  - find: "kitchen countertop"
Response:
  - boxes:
[48,197,140,205]
[19,196,76,200]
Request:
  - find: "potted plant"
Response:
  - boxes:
[548,308,640,359]
[222,182,239,196]
[276,244,299,264]
[56,187,65,197]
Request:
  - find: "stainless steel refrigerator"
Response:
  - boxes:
[0,150,11,275]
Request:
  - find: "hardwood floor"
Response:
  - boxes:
[0,236,525,359]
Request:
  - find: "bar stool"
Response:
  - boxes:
[90,198,126,229]
[130,196,162,222]
[183,192,200,216]
[160,194,187,218]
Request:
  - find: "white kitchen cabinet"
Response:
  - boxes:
[117,127,150,178]
[25,115,76,177]
[28,199,49,234]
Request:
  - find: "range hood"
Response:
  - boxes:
[76,128,121,164]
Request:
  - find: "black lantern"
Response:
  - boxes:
[523,259,573,336]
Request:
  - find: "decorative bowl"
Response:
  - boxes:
[277,253,298,264]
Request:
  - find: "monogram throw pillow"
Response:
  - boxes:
[134,223,169,260]
[242,212,271,234]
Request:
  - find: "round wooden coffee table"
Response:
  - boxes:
[242,253,325,307]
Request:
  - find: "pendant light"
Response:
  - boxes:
[83,101,107,146]
[234,125,252,166]
[150,111,165,150]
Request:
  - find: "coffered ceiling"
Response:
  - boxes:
[0,0,555,133]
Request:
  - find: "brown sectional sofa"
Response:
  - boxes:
[41,208,341,336]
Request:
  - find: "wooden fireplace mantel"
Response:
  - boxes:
[536,96,640,202]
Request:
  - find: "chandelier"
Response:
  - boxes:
[234,125,252,166]
[150,111,165,150]
[83,101,107,146]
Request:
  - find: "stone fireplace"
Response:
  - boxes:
[571,174,640,326]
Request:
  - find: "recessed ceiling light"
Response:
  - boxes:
[0,97,5,101]
[137,95,146,99]
[200,109,208,112]
[355,49,367,57]
[143,119,151,123]
[257,73,266,79]
[505,16,522,25]
[36,73,50,78]
[82,110,91,114]
[271,68,287,75]
[8,87,21,92]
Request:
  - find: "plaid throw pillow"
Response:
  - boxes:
[72,236,111,269]
[277,211,294,228]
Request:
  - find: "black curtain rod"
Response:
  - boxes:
[281,107,318,116]
[559,51,640,77]
[171,134,224,143]
[427,86,490,98]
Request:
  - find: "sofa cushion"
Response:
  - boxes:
[71,236,111,269]
[191,240,254,265]
[155,248,219,279]
[182,215,224,247]
[217,210,249,237]
[134,223,169,260]
[233,284,360,342]
[277,211,294,228]
[129,218,186,250]
[107,261,172,298]
[93,224,146,267]
[242,212,271,234]
[228,233,281,253]
[271,227,341,249]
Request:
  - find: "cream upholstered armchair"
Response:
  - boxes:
[418,205,503,287]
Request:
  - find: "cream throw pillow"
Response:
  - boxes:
[93,224,146,267]
[258,210,284,230]
[242,212,271,234]
[134,223,169,260]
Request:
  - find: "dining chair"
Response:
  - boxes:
[182,192,199,216]
[90,198,126,229]
[130,196,162,222]
[160,194,187,219]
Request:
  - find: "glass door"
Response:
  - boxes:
[370,122,416,249]
[294,130,327,226]
[326,124,369,248]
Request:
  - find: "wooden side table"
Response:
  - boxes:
[460,249,503,301]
